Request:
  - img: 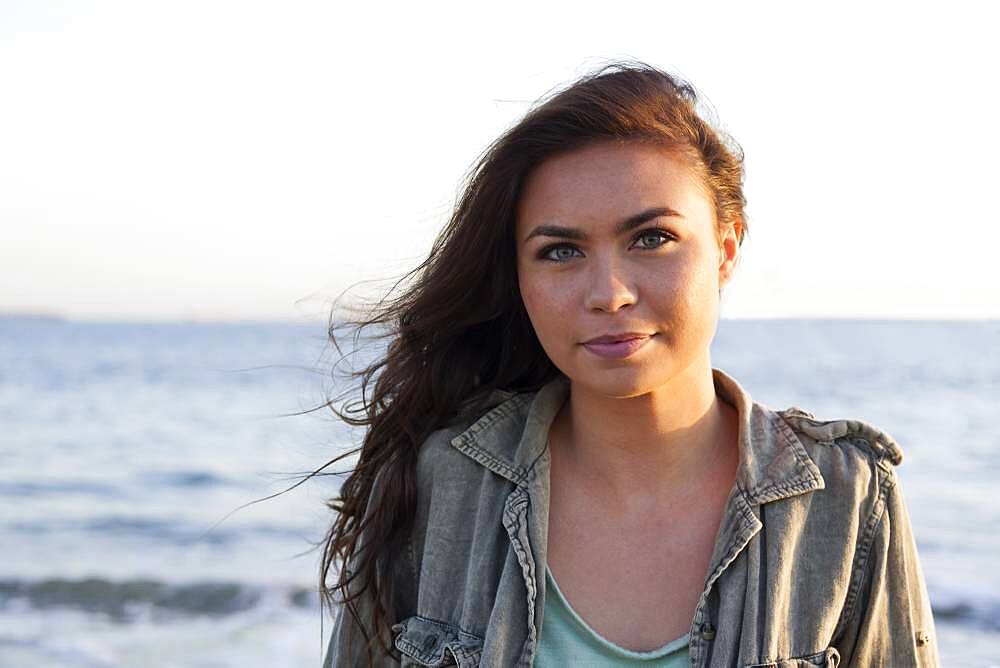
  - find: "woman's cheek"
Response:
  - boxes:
[520,280,555,339]
[523,279,574,363]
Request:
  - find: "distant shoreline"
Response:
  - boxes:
[0,312,68,323]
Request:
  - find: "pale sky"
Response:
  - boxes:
[2,1,998,322]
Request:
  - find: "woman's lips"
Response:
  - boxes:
[582,334,654,359]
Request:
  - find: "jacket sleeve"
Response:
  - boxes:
[322,588,401,668]
[321,465,405,667]
[835,465,940,666]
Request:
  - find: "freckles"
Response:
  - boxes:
[519,280,553,323]
[531,296,567,328]
[518,274,542,304]
[647,267,685,305]
[521,273,561,308]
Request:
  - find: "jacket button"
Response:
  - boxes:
[915,630,930,646]
[700,623,716,641]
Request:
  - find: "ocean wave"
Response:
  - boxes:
[932,598,1000,631]
[6,516,308,545]
[1,575,997,633]
[0,480,123,498]
[0,577,317,623]
[139,470,235,488]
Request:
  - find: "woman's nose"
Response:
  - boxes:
[583,258,637,312]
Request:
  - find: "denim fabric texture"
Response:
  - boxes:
[323,368,940,667]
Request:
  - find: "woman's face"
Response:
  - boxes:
[515,140,739,398]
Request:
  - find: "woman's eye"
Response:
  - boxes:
[540,245,582,262]
[634,229,673,249]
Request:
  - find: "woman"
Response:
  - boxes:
[318,62,940,666]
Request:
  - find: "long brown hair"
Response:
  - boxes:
[315,59,748,662]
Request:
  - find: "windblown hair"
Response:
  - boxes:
[315,60,748,662]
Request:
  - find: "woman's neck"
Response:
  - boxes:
[549,360,739,515]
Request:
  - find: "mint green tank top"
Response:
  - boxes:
[535,565,691,667]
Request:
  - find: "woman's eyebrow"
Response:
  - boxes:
[523,206,683,243]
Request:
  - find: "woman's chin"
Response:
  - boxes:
[568,366,662,399]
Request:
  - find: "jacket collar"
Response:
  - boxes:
[449,367,825,504]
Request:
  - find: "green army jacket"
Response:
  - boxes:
[323,368,940,666]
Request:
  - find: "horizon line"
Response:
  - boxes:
[3,312,999,326]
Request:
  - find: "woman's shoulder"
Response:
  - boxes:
[766,406,915,563]
[770,404,907,512]
[422,386,528,444]
[774,405,904,469]
[415,386,535,481]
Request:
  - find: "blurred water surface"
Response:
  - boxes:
[0,317,997,666]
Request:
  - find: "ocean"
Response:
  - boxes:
[1,317,997,666]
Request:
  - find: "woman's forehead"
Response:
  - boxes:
[515,143,713,238]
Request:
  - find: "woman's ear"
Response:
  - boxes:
[718,220,741,289]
